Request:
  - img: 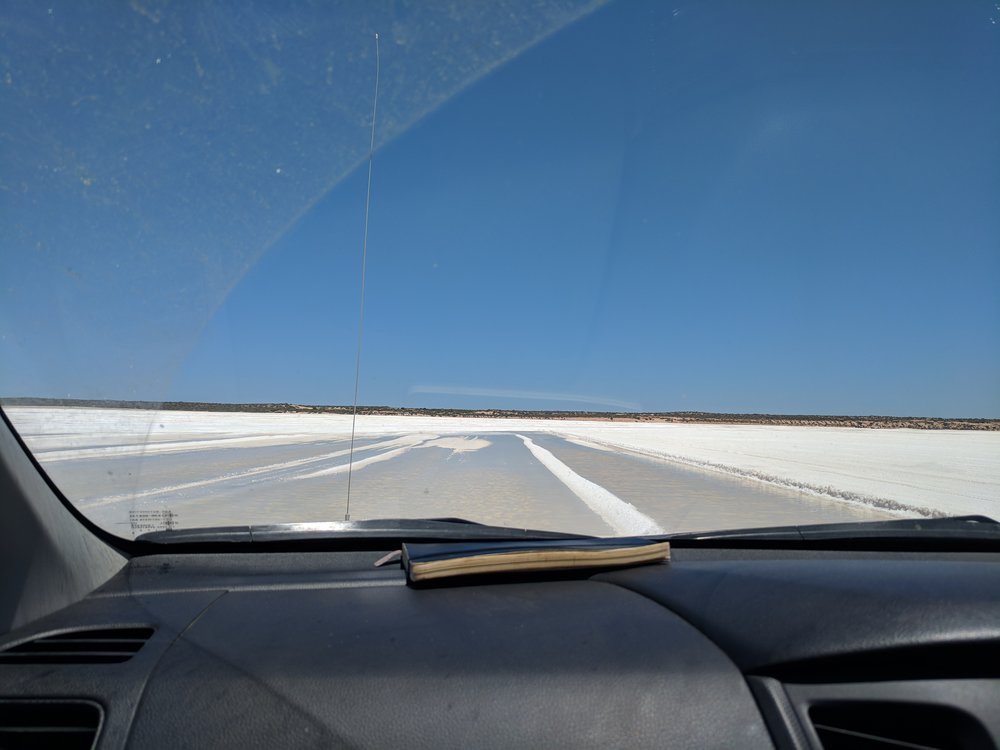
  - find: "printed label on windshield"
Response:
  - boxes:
[128,508,179,535]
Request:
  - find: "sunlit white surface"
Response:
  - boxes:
[7,407,998,524]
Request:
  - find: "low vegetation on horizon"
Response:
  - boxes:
[4,397,998,430]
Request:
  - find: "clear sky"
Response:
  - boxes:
[2,1,999,416]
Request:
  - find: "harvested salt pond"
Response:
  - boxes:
[8,407,997,538]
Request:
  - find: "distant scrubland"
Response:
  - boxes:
[4,398,997,430]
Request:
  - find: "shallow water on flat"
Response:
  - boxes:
[61,430,895,537]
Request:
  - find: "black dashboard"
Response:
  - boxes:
[1,546,998,749]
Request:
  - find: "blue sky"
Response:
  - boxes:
[2,1,999,416]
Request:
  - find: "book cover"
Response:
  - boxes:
[402,537,670,582]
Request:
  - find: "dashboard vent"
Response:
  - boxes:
[809,701,993,750]
[0,700,102,750]
[0,627,154,665]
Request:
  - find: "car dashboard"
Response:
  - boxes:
[1,545,998,749]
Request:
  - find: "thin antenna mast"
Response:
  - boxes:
[345,32,380,522]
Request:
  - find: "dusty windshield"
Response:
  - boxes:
[2,1,998,539]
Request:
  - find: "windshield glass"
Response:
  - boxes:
[2,1,998,539]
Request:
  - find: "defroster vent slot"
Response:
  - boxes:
[809,701,993,750]
[0,700,102,750]
[0,627,154,665]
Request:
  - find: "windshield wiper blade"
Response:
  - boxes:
[136,518,592,545]
[667,515,1000,544]
[134,515,1000,548]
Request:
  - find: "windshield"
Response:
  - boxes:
[2,1,998,539]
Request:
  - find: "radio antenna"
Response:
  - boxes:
[345,32,379,522]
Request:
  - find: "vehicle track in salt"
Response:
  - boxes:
[41,428,897,537]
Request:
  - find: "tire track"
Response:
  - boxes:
[78,434,433,508]
[516,434,663,535]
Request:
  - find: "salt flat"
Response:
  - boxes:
[5,407,997,536]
